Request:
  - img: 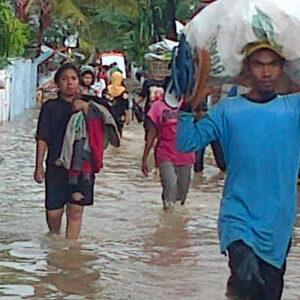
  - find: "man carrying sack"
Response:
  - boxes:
[172,1,300,298]
[177,41,299,299]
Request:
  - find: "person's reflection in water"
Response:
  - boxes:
[34,241,101,298]
[144,211,191,266]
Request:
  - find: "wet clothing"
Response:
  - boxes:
[55,100,119,174]
[104,91,129,132]
[194,140,226,172]
[148,99,195,167]
[36,97,103,210]
[159,162,192,206]
[45,179,94,210]
[140,78,168,130]
[36,98,74,182]
[194,100,226,172]
[148,99,194,208]
[92,78,106,98]
[55,111,87,171]
[177,94,300,269]
[226,240,288,300]
[67,106,105,185]
[104,72,129,132]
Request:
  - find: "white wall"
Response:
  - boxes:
[0,68,10,123]
[0,59,37,123]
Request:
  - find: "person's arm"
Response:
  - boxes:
[177,102,223,153]
[34,140,47,183]
[141,125,157,177]
[122,92,131,125]
[138,80,148,104]
[34,103,50,183]
[177,46,221,153]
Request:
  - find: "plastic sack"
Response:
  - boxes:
[184,0,300,85]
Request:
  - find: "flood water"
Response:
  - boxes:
[0,108,299,299]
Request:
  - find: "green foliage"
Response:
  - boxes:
[43,19,71,47]
[53,0,90,33]
[0,2,29,68]
[20,0,203,65]
[87,4,151,65]
[86,0,202,65]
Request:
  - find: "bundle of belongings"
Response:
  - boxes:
[144,39,178,78]
[164,0,300,107]
[55,95,120,184]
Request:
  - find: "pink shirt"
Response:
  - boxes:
[148,99,195,166]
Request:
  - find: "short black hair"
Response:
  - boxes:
[54,63,80,84]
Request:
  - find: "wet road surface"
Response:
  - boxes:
[0,108,299,299]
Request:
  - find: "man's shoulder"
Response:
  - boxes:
[213,96,241,108]
[280,93,300,100]
[41,98,60,109]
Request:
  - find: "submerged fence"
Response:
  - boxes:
[0,59,37,123]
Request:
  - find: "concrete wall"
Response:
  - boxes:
[0,59,37,123]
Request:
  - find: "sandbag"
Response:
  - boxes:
[184,0,300,84]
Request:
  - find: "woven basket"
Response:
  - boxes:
[147,59,171,77]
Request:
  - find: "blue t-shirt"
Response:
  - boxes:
[177,94,300,268]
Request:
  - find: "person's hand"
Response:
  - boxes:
[195,110,206,120]
[73,99,90,115]
[141,159,149,177]
[34,165,45,184]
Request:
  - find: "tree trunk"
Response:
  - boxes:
[165,0,177,41]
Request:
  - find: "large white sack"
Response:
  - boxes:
[184,0,300,84]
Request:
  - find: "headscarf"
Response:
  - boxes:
[108,71,125,98]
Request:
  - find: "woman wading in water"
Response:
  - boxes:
[34,63,102,240]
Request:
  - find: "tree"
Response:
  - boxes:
[14,0,89,58]
[12,0,203,64]
[14,0,52,58]
[0,2,29,68]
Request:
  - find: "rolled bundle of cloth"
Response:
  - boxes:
[55,100,120,185]
[165,0,300,106]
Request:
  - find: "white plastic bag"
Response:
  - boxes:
[184,0,300,84]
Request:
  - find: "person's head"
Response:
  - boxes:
[80,65,96,87]
[90,62,100,73]
[54,63,80,98]
[111,71,123,86]
[150,69,166,81]
[245,43,285,96]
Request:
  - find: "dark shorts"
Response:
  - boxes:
[226,240,289,300]
[45,181,94,210]
[45,166,94,210]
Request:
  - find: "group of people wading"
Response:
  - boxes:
[35,41,300,299]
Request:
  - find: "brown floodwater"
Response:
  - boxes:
[0,108,299,299]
